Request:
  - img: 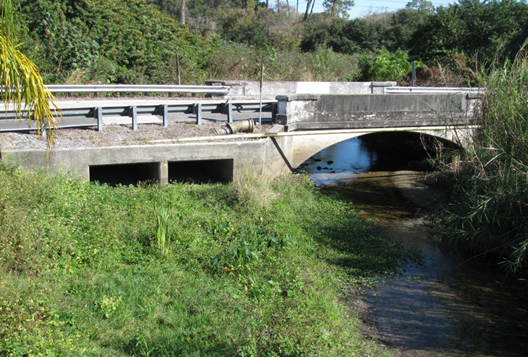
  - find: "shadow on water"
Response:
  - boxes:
[300,134,528,357]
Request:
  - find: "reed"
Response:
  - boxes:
[434,49,528,274]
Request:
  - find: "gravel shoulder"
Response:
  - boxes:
[0,122,271,151]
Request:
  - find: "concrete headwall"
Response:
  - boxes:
[1,131,411,184]
[1,139,286,183]
[275,93,472,131]
[206,81,397,99]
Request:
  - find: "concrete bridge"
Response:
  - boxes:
[1,85,478,185]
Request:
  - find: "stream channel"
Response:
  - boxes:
[299,134,528,357]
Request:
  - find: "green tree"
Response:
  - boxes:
[323,0,355,18]
[411,0,528,63]
[405,0,435,13]
[18,0,212,84]
[301,17,358,53]
[387,7,431,50]
[357,48,414,81]
[218,9,270,48]
[1,0,57,148]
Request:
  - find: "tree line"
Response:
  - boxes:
[15,0,528,85]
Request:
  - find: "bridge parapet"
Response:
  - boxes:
[209,81,397,99]
[275,93,475,131]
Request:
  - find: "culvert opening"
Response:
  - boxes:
[169,159,233,184]
[90,162,160,186]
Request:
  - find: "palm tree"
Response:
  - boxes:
[1,0,58,149]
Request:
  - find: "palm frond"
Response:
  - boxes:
[0,0,59,149]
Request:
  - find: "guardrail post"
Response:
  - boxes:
[96,107,103,131]
[130,106,138,130]
[227,103,233,123]
[194,103,202,125]
[162,104,169,127]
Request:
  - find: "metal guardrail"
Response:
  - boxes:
[2,84,231,96]
[1,86,484,133]
[385,86,483,94]
[0,100,276,132]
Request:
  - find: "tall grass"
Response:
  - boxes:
[0,164,402,356]
[433,51,528,274]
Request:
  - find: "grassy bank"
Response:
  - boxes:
[0,164,407,356]
[432,56,528,275]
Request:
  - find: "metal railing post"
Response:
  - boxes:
[227,103,233,123]
[130,106,138,130]
[162,104,169,127]
[195,103,202,125]
[96,107,103,131]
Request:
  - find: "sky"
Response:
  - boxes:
[276,0,456,18]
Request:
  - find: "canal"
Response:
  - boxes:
[300,133,528,357]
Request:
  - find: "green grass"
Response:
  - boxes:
[0,164,404,356]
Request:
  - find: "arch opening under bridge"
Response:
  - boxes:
[279,127,472,174]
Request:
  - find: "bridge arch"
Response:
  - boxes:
[284,128,471,172]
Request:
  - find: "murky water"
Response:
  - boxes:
[301,136,528,357]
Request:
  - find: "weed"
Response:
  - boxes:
[154,201,172,257]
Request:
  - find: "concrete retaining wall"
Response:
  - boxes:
[1,134,361,184]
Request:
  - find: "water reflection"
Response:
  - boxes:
[300,135,528,357]
[299,138,376,186]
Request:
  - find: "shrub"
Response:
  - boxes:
[356,48,417,82]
